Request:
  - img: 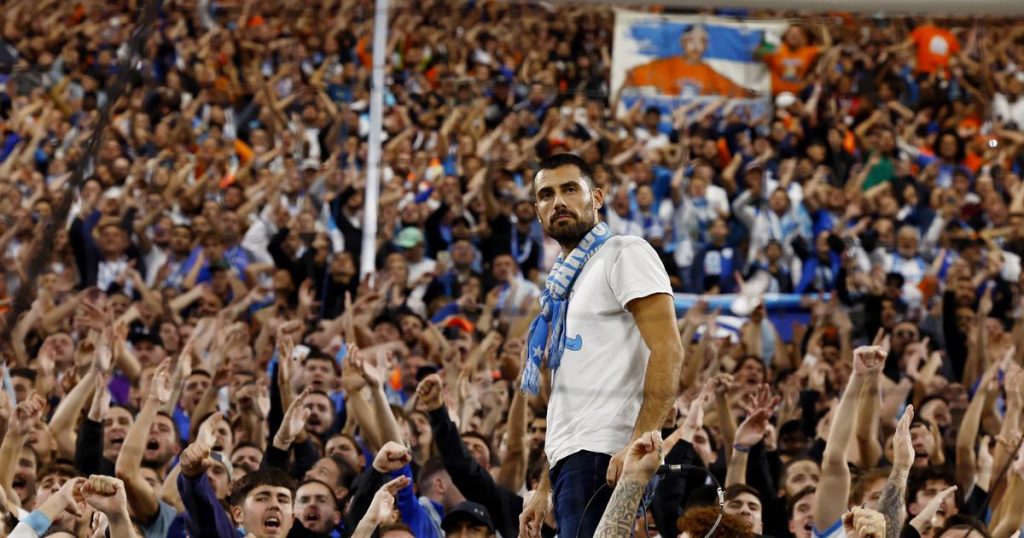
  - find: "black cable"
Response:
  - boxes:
[0,0,162,343]
[574,482,610,538]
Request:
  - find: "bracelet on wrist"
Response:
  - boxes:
[733,444,751,453]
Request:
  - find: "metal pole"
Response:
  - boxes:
[360,0,389,278]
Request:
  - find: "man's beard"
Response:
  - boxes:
[544,211,595,245]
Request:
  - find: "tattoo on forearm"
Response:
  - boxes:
[594,479,646,538]
[877,467,908,538]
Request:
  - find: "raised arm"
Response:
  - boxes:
[727,385,779,487]
[956,361,999,495]
[607,293,684,486]
[814,342,886,531]
[351,476,410,538]
[81,475,140,538]
[48,368,96,461]
[877,405,915,538]
[496,378,529,492]
[1,395,46,508]
[852,362,883,469]
[114,361,171,521]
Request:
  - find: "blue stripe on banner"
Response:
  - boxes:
[675,294,819,343]
[627,22,764,63]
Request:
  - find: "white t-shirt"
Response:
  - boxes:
[544,235,673,465]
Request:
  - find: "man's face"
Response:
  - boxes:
[400,316,424,345]
[910,424,934,465]
[35,472,73,506]
[401,355,426,392]
[143,414,178,467]
[302,359,335,393]
[99,225,126,256]
[891,323,919,352]
[445,519,492,538]
[533,165,602,246]
[783,461,820,497]
[911,479,957,520]
[11,375,32,403]
[134,340,168,368]
[232,446,264,474]
[208,461,232,500]
[103,407,134,461]
[181,374,211,414]
[491,256,517,282]
[12,448,37,505]
[725,492,763,534]
[326,436,363,470]
[233,485,294,538]
[303,394,334,435]
[304,459,341,498]
[43,334,75,368]
[295,482,339,533]
[462,436,491,470]
[897,229,919,257]
[528,418,547,452]
[788,492,816,538]
[171,227,192,255]
[860,477,887,511]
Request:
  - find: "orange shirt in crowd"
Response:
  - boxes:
[910,24,959,74]
[763,45,820,95]
[626,57,750,97]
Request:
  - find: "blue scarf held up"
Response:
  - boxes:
[521,222,612,395]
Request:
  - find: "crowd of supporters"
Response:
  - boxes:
[1,0,1024,536]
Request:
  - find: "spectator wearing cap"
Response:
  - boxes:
[441,501,496,538]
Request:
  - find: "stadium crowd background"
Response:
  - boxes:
[0,0,1024,536]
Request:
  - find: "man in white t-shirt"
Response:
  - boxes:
[518,154,684,538]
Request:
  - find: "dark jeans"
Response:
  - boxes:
[551,451,612,538]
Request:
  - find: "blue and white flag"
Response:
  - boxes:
[611,10,787,129]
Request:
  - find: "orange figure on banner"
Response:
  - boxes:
[625,26,753,98]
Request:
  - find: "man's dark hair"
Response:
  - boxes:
[9,367,36,383]
[725,483,762,502]
[938,515,990,538]
[417,457,449,493]
[907,466,958,506]
[37,463,80,484]
[229,467,297,506]
[787,486,817,519]
[534,153,595,191]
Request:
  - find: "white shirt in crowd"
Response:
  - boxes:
[544,235,672,466]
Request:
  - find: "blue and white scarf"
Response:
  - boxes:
[521,222,612,395]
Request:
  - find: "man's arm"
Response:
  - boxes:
[877,405,915,538]
[419,375,522,533]
[176,441,236,538]
[114,363,171,521]
[607,293,683,486]
[813,343,885,531]
[1,395,47,507]
[595,431,663,538]
[48,368,96,461]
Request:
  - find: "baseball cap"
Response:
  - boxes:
[393,227,425,249]
[744,160,765,174]
[441,502,495,533]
